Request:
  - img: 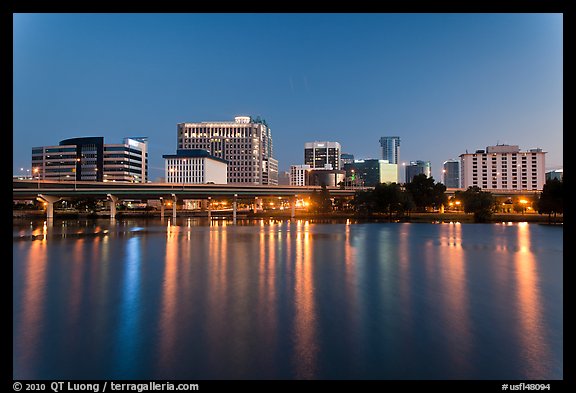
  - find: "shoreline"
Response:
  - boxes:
[12,210,563,224]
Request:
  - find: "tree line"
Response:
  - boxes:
[314,174,563,223]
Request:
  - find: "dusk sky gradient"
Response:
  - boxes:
[13,13,563,181]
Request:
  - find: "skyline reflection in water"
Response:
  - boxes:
[13,219,562,380]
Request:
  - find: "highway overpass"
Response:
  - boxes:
[13,179,359,219]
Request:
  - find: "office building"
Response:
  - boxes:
[442,159,461,188]
[104,137,148,183]
[31,136,148,182]
[379,136,400,164]
[460,144,546,190]
[290,164,311,186]
[545,169,563,182]
[405,160,432,183]
[304,141,342,170]
[177,115,278,185]
[163,149,227,184]
[340,153,355,168]
[344,159,398,187]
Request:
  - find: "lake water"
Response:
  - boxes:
[13,218,563,380]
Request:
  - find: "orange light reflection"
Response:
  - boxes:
[515,223,550,378]
[292,221,317,379]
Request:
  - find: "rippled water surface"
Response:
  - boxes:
[13,218,563,379]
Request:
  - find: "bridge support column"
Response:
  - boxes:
[207,197,212,220]
[159,197,164,220]
[171,194,177,219]
[37,194,61,219]
[253,197,263,213]
[107,194,119,219]
[233,194,238,224]
[290,196,296,219]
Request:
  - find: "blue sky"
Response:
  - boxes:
[13,13,563,181]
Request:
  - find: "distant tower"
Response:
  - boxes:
[443,159,460,188]
[379,136,400,164]
[340,153,355,168]
[405,160,431,183]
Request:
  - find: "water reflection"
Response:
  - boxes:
[13,238,47,377]
[114,236,143,377]
[257,220,278,371]
[514,223,550,379]
[293,221,317,379]
[436,223,471,376]
[12,219,563,380]
[157,223,179,373]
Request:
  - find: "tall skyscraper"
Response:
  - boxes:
[177,115,278,185]
[405,160,432,183]
[304,141,342,170]
[459,144,546,190]
[379,136,401,164]
[442,159,461,188]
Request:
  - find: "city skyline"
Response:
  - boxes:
[13,13,563,181]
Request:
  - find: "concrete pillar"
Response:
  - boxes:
[233,194,238,224]
[37,194,61,219]
[207,197,212,220]
[171,194,177,219]
[159,197,165,219]
[107,194,119,219]
[253,197,263,213]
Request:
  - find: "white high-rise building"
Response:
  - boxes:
[459,144,546,190]
[290,164,311,186]
[177,116,278,185]
[163,149,227,184]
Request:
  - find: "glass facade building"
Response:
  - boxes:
[32,137,148,183]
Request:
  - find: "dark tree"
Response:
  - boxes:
[352,182,415,218]
[310,185,332,213]
[455,186,495,222]
[404,174,447,212]
[372,182,405,219]
[72,197,100,213]
[351,190,374,214]
[537,179,563,223]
